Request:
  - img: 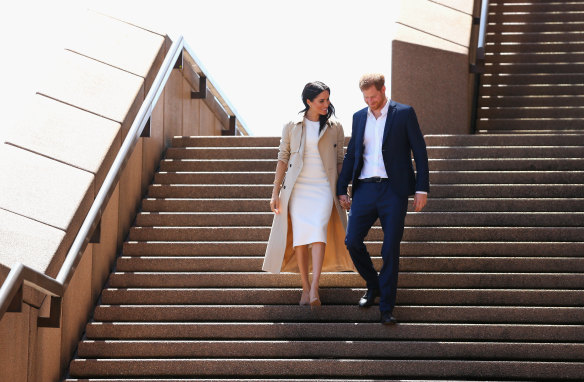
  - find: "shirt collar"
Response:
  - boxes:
[367,99,390,118]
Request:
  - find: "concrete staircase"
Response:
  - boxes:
[478,0,584,133]
[64,133,584,381]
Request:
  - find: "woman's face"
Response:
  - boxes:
[307,90,330,116]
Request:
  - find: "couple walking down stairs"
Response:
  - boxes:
[65,133,584,381]
[65,0,584,379]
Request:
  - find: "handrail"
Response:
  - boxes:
[183,41,248,136]
[476,0,489,64]
[0,34,247,324]
[470,0,489,132]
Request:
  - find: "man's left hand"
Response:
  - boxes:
[413,193,427,212]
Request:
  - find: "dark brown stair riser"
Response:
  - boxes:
[84,322,584,341]
[106,272,584,289]
[75,340,584,360]
[100,288,584,307]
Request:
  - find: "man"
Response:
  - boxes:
[337,73,429,325]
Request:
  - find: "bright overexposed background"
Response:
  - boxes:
[0,0,398,140]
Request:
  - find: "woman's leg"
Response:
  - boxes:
[295,245,311,305]
[310,242,326,304]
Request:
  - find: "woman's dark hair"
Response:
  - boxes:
[300,81,335,132]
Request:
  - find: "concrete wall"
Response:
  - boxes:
[391,0,480,135]
[0,11,231,381]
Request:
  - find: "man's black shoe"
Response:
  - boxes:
[381,311,397,325]
[358,289,380,307]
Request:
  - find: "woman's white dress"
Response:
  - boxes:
[288,119,333,247]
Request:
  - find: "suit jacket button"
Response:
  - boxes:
[290,164,292,167]
[334,144,337,147]
[283,185,286,189]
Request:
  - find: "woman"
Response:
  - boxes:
[262,81,355,307]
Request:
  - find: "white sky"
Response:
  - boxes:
[0,0,398,139]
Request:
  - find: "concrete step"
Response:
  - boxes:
[481,73,584,86]
[138,198,584,214]
[491,2,584,13]
[101,287,584,307]
[121,241,584,257]
[476,119,584,131]
[163,146,584,160]
[488,22,584,34]
[166,147,278,159]
[485,62,584,74]
[84,321,584,341]
[92,304,584,324]
[490,12,584,24]
[158,156,569,173]
[127,226,584,242]
[478,107,584,119]
[488,52,584,64]
[151,171,584,186]
[65,379,479,382]
[160,159,278,172]
[143,185,584,202]
[423,133,584,146]
[487,42,584,54]
[134,211,584,227]
[67,358,584,379]
[480,84,584,96]
[172,136,280,147]
[107,272,584,289]
[76,339,584,360]
[114,256,584,273]
[479,96,584,108]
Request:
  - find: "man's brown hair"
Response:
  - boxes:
[359,73,385,91]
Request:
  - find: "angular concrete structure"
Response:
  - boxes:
[0,9,243,381]
[391,0,477,134]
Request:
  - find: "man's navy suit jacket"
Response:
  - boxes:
[337,100,430,198]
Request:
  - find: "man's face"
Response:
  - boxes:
[361,85,386,111]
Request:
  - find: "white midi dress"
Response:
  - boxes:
[288,119,333,247]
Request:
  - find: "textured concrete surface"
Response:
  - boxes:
[0,144,94,232]
[37,49,144,124]
[61,245,93,373]
[91,183,119,302]
[6,94,121,190]
[391,0,473,134]
[65,11,165,80]
[398,0,472,47]
[0,209,65,279]
[0,304,30,381]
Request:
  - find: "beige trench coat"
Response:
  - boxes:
[262,116,355,274]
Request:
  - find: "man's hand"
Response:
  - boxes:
[413,192,427,212]
[339,194,351,210]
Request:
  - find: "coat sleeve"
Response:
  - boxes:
[406,107,430,193]
[277,122,292,163]
[337,114,358,196]
[336,121,345,165]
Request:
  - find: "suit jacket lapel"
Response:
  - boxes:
[382,100,396,145]
[355,111,367,154]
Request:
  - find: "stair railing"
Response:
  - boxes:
[470,0,489,132]
[0,34,247,327]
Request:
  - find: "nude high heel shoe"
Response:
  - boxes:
[299,290,310,306]
[309,289,321,308]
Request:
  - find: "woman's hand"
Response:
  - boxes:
[270,192,281,214]
[339,194,351,210]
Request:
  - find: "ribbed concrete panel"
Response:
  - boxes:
[0,209,65,279]
[65,11,165,79]
[5,94,121,189]
[37,50,144,125]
